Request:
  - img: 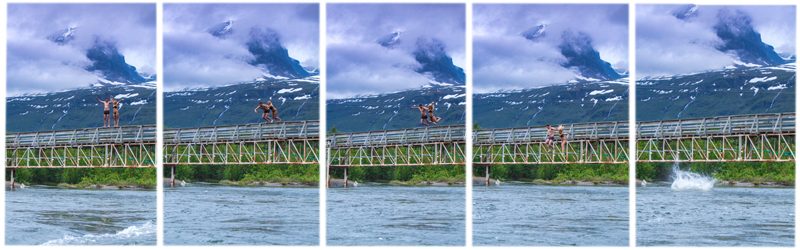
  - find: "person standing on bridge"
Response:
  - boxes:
[545,124,555,147]
[413,104,429,126]
[267,100,281,122]
[427,102,442,125]
[97,96,112,127]
[112,97,123,127]
[254,101,273,123]
[558,124,567,152]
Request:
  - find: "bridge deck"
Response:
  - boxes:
[474,121,627,144]
[328,125,466,148]
[7,125,156,148]
[164,120,319,144]
[637,113,794,138]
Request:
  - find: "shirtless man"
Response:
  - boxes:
[544,124,555,147]
[112,97,122,127]
[427,102,442,125]
[254,101,273,123]
[266,101,281,122]
[97,96,112,127]
[413,104,429,126]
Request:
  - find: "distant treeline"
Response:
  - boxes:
[6,168,156,188]
[328,165,465,184]
[473,164,627,184]
[637,162,794,185]
[167,165,317,185]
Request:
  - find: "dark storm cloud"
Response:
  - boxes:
[637,4,795,78]
[164,3,319,90]
[327,4,465,99]
[473,4,629,93]
[7,4,156,96]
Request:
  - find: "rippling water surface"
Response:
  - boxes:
[638,184,794,246]
[327,186,465,246]
[164,184,319,245]
[473,184,628,246]
[6,186,156,245]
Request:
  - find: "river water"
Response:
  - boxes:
[637,183,794,246]
[5,186,156,245]
[327,185,465,246]
[473,184,629,246]
[164,183,319,245]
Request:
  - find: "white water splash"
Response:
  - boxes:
[42,221,155,245]
[671,164,715,191]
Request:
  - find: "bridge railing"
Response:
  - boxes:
[474,121,628,145]
[6,125,156,148]
[637,113,794,139]
[328,125,466,148]
[164,120,319,144]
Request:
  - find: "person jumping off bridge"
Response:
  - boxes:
[97,96,112,127]
[414,104,429,126]
[254,100,281,123]
[427,102,443,125]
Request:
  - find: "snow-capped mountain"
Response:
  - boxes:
[713,8,787,66]
[413,37,466,85]
[376,32,466,85]
[7,27,157,132]
[474,79,629,129]
[520,24,623,82]
[47,26,77,45]
[85,39,150,84]
[558,31,622,81]
[521,24,546,41]
[164,76,319,128]
[7,82,156,132]
[246,27,311,79]
[637,63,795,121]
[208,20,234,38]
[377,31,401,48]
[327,85,465,132]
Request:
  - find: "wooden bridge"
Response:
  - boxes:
[162,120,319,186]
[326,125,466,187]
[5,125,156,189]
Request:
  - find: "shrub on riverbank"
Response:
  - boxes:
[329,165,465,183]
[170,164,317,185]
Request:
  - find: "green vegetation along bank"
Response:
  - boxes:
[6,168,156,189]
[167,164,318,186]
[329,165,465,186]
[474,164,628,185]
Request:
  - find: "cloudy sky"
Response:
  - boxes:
[327,4,465,99]
[637,4,795,78]
[473,4,628,93]
[164,3,319,91]
[7,4,155,96]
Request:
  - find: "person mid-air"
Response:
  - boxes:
[413,104,430,126]
[254,101,273,123]
[427,102,442,125]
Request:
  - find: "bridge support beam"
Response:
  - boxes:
[485,166,490,187]
[343,167,348,188]
[170,165,175,188]
[10,169,15,191]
